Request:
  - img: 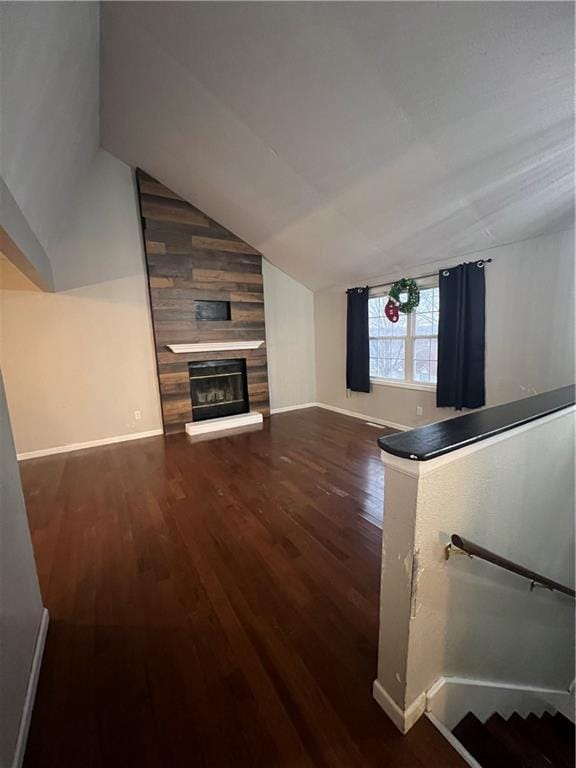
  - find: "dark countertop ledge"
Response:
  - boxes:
[377,385,575,461]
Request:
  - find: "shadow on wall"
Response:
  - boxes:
[47,149,149,292]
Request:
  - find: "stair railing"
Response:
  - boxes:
[446,534,575,598]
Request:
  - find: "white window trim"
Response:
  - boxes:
[369,277,438,390]
[370,378,436,392]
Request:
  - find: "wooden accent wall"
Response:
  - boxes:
[136,170,270,434]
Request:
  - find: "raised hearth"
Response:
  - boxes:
[185,411,263,437]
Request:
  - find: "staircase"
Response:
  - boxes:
[452,710,575,768]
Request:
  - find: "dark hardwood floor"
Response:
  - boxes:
[21,407,464,767]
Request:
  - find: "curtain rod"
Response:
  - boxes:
[367,258,493,291]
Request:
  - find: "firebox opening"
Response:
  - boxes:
[188,359,249,422]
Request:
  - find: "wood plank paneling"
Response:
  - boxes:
[140,195,211,227]
[192,269,263,285]
[137,176,185,200]
[190,236,260,254]
[136,169,270,433]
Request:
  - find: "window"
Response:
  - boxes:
[369,282,439,386]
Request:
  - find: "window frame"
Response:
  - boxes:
[369,276,438,391]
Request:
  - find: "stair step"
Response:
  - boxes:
[544,711,576,746]
[539,713,574,768]
[508,713,563,768]
[485,713,552,768]
[554,712,575,734]
[524,713,571,768]
[453,712,523,768]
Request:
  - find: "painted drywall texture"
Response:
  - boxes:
[407,408,575,700]
[263,259,316,410]
[0,150,163,454]
[0,1,99,255]
[0,178,54,291]
[315,228,575,428]
[376,408,575,716]
[101,2,574,291]
[376,467,419,707]
[0,371,44,766]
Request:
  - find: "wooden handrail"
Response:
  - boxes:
[447,534,576,598]
[378,385,575,461]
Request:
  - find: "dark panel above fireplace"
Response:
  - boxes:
[195,300,231,322]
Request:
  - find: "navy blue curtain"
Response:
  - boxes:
[346,287,370,393]
[436,262,486,409]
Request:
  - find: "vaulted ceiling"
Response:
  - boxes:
[102,2,573,291]
[1,2,99,255]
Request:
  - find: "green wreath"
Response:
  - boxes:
[388,278,420,314]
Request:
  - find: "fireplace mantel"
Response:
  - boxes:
[167,341,265,354]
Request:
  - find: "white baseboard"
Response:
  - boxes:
[271,401,410,431]
[315,403,410,432]
[13,608,49,768]
[372,680,426,733]
[17,429,164,461]
[270,402,318,414]
[16,403,407,460]
[426,675,574,731]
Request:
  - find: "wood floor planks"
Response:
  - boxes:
[21,408,464,767]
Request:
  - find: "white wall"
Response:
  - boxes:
[376,408,575,720]
[315,228,575,428]
[0,150,163,455]
[0,1,99,256]
[0,370,44,767]
[263,259,316,410]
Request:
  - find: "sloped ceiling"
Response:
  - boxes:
[101,2,574,291]
[0,2,99,255]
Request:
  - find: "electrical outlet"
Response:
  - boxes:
[416,406,423,416]
[134,410,142,420]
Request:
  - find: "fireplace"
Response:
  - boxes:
[188,359,249,422]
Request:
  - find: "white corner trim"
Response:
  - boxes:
[17,429,164,460]
[167,341,264,353]
[185,411,262,435]
[426,675,448,702]
[315,403,410,432]
[428,675,574,696]
[13,608,49,768]
[425,712,483,768]
[372,680,426,734]
[379,450,428,478]
[270,403,318,414]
